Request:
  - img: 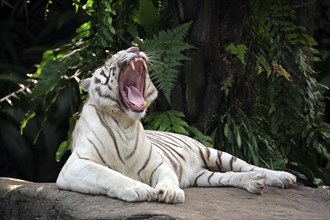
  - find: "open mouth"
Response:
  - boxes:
[119,56,147,112]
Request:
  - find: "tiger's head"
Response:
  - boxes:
[80,47,158,120]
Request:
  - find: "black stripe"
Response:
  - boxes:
[100,69,110,85]
[230,156,237,171]
[208,172,215,185]
[76,151,96,163]
[86,137,108,167]
[205,147,211,160]
[216,151,223,172]
[126,125,140,159]
[100,69,107,78]
[194,170,207,186]
[199,147,210,170]
[218,176,224,186]
[111,68,115,77]
[94,107,124,164]
[149,160,164,186]
[137,144,152,177]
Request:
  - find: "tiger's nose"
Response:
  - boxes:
[127,47,140,54]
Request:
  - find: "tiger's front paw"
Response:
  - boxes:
[155,182,185,203]
[265,171,296,188]
[113,182,157,202]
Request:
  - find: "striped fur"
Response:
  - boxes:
[56,47,296,203]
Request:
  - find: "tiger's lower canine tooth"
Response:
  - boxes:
[130,61,135,70]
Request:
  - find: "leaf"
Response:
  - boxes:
[56,140,70,162]
[224,123,229,139]
[73,21,92,42]
[235,126,242,149]
[302,34,318,46]
[20,110,36,135]
[220,75,233,97]
[256,54,270,76]
[225,43,247,65]
[33,49,56,78]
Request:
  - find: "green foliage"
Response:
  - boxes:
[213,111,284,169]
[144,110,190,135]
[139,21,194,103]
[32,50,83,97]
[144,110,213,148]
[225,43,247,65]
[219,0,330,185]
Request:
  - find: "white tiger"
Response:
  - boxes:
[56,46,296,203]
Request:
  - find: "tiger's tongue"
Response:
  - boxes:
[124,86,145,108]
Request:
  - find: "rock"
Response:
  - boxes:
[0,177,329,220]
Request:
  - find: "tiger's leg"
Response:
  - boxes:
[194,169,265,194]
[151,164,185,203]
[57,152,157,202]
[206,148,296,188]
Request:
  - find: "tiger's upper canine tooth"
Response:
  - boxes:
[130,61,135,70]
[142,60,147,70]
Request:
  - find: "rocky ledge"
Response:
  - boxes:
[0,177,329,219]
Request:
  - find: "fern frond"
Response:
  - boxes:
[139,21,194,103]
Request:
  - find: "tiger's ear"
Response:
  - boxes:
[80,78,91,92]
